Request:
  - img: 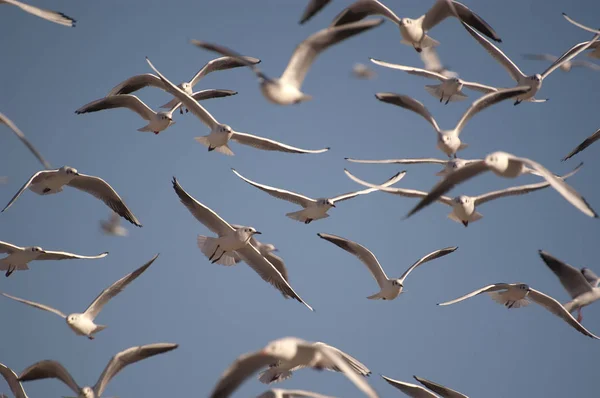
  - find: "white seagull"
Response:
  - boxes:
[0,0,75,27]
[146,58,331,155]
[345,157,481,177]
[331,0,501,52]
[374,87,530,158]
[18,343,178,398]
[381,375,468,398]
[257,389,334,398]
[0,240,107,277]
[2,166,143,226]
[1,112,51,169]
[438,283,600,339]
[0,363,28,398]
[172,177,313,311]
[562,128,600,161]
[209,337,378,398]
[100,212,128,237]
[370,58,496,104]
[1,254,156,339]
[562,13,600,59]
[299,0,332,24]
[232,169,405,224]
[190,19,385,105]
[461,21,600,105]
[318,232,457,300]
[522,53,600,72]
[538,250,600,323]
[403,151,598,219]
[352,63,377,79]
[345,164,581,227]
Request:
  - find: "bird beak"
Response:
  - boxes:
[74,172,80,176]
[331,203,336,208]
[273,248,279,252]
[254,231,262,235]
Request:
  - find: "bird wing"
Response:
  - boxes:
[145,58,219,129]
[263,251,289,282]
[0,240,23,254]
[282,389,336,398]
[0,363,28,398]
[1,169,57,213]
[459,80,498,94]
[18,360,80,394]
[381,375,438,398]
[562,13,600,34]
[1,0,75,27]
[537,250,593,299]
[230,132,330,154]
[231,169,316,207]
[189,56,261,87]
[346,157,447,165]
[106,74,165,96]
[522,53,559,63]
[83,254,157,319]
[582,268,600,288]
[541,35,600,79]
[331,0,401,26]
[1,292,66,318]
[0,112,52,169]
[562,129,600,161]
[398,247,458,284]
[93,343,178,397]
[190,89,238,102]
[75,95,156,121]
[413,375,468,398]
[330,171,406,203]
[375,93,441,133]
[172,177,235,236]
[423,0,501,42]
[280,19,384,89]
[318,233,389,288]
[438,284,512,306]
[527,288,600,339]
[312,342,371,376]
[299,0,332,24]
[454,86,531,134]
[68,174,142,226]
[570,59,600,70]
[461,22,525,82]
[36,250,108,261]
[369,59,448,81]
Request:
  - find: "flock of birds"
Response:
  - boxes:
[2,0,600,397]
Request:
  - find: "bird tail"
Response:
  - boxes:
[258,368,293,384]
[424,84,443,97]
[194,136,235,156]
[285,210,328,223]
[160,97,180,109]
[488,291,529,309]
[421,35,440,49]
[137,124,154,132]
[367,291,384,300]
[93,324,108,335]
[197,235,240,266]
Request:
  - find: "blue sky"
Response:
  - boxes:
[1,0,599,397]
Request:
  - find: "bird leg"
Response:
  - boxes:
[185,108,189,113]
[462,220,469,227]
[88,335,95,340]
[514,99,522,106]
[414,45,422,53]
[154,131,159,135]
[208,147,215,152]
[5,265,14,277]
[179,108,184,115]
[211,251,225,264]
[304,219,313,224]
[208,245,221,262]
[445,96,451,105]
[577,308,583,323]
[439,95,443,103]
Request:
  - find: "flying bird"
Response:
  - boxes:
[1,112,51,169]
[0,0,75,27]
[438,283,600,339]
[232,169,405,224]
[0,240,107,277]
[374,87,530,158]
[0,363,28,398]
[330,0,501,52]
[345,157,481,177]
[522,53,600,72]
[172,177,313,311]
[352,63,377,79]
[0,254,156,339]
[299,0,332,24]
[381,374,468,398]
[562,128,600,161]
[145,58,331,155]
[18,343,178,398]
[318,232,457,300]
[190,19,385,105]
[100,212,128,237]
[2,166,142,226]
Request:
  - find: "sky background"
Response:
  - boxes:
[1,0,599,397]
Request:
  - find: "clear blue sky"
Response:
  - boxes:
[1,0,599,397]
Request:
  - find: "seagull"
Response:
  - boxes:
[2,166,142,226]
[438,283,600,339]
[318,232,457,300]
[538,250,600,323]
[190,19,385,105]
[258,341,371,384]
[370,58,496,104]
[1,112,51,169]
[345,157,481,177]
[18,343,178,398]
[145,58,331,155]
[1,254,156,339]
[257,389,334,398]
[232,169,405,224]
[562,13,600,59]
[352,63,377,79]
[100,212,128,237]
[461,21,600,105]
[562,128,600,161]
[209,337,378,398]
[172,177,313,311]
[0,240,107,277]
[403,151,598,219]
[522,53,600,72]
[0,0,75,27]
[345,164,581,227]
[0,363,28,398]
[330,0,501,52]
[381,375,468,398]
[374,87,531,158]
[299,0,332,24]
